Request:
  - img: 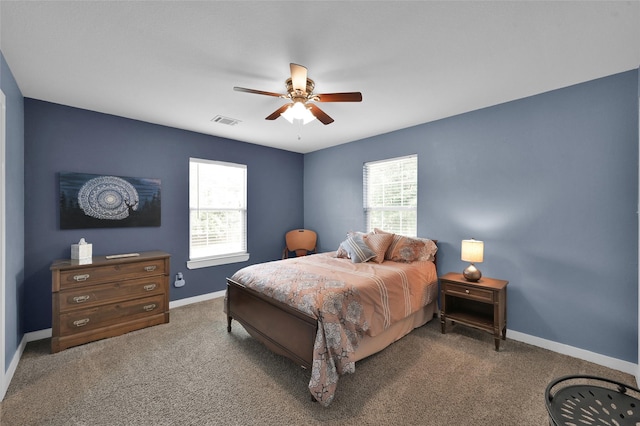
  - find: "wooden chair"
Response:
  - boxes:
[282,229,317,258]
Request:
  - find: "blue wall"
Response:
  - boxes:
[1,51,25,372]
[304,70,640,363]
[5,50,639,370]
[23,100,304,332]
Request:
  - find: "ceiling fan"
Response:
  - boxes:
[233,63,362,125]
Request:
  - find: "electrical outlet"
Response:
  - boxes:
[174,272,185,288]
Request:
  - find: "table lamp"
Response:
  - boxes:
[461,239,484,282]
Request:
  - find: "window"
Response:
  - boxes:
[187,158,249,269]
[364,155,417,236]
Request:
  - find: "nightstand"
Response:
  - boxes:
[439,272,508,351]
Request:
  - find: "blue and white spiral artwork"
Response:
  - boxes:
[78,176,139,220]
[59,172,161,229]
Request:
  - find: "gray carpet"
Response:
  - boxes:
[0,297,635,425]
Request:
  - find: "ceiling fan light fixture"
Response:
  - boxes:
[281,101,316,125]
[234,63,361,125]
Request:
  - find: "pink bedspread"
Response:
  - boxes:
[230,252,438,406]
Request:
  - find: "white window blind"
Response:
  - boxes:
[364,155,417,236]
[188,158,248,269]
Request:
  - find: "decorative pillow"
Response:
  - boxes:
[373,228,391,235]
[362,232,394,263]
[336,244,349,258]
[385,235,424,262]
[336,231,367,258]
[374,228,438,263]
[336,231,373,259]
[374,228,413,261]
[340,233,376,263]
[416,238,438,262]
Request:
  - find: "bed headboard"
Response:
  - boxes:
[432,239,438,265]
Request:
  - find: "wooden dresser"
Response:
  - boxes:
[50,250,170,353]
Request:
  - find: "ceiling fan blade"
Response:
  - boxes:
[234,86,284,98]
[314,92,363,102]
[265,104,291,120]
[308,104,334,125]
[290,63,308,92]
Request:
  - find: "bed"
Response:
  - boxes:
[225,231,438,406]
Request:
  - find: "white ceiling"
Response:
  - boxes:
[1,1,639,154]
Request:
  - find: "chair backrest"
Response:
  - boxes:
[283,229,317,258]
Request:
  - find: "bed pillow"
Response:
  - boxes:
[373,228,414,261]
[416,238,438,262]
[373,228,392,235]
[374,228,436,263]
[336,231,367,258]
[340,233,376,263]
[362,232,394,263]
[336,244,349,259]
[385,235,424,262]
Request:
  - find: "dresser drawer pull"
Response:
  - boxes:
[73,318,90,327]
[144,266,157,272]
[73,295,91,303]
[143,304,157,312]
[143,284,157,291]
[73,274,90,282]
[465,289,470,294]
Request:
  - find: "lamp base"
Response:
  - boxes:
[463,264,482,282]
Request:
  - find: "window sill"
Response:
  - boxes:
[187,253,250,269]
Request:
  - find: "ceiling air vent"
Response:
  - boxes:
[211,115,241,126]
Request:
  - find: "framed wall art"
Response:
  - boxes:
[59,172,161,229]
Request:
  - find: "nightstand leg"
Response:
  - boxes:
[440,317,446,334]
[494,337,500,351]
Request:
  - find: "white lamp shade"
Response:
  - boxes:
[461,239,484,263]
[281,102,316,124]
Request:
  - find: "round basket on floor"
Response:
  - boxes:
[545,375,640,426]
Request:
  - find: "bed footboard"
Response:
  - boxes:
[226,278,317,369]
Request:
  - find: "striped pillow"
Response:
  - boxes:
[341,234,375,263]
[363,232,394,263]
[374,228,437,263]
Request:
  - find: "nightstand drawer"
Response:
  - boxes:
[444,282,494,303]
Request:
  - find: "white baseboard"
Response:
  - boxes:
[169,290,225,309]
[507,329,637,376]
[5,291,637,401]
[1,332,29,401]
[26,328,52,340]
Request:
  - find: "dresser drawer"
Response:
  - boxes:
[444,282,494,303]
[58,294,166,336]
[58,259,166,290]
[57,276,165,312]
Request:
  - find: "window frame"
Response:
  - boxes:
[363,154,418,237]
[187,157,249,270]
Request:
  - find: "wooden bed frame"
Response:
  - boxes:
[226,277,317,369]
[225,244,438,371]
